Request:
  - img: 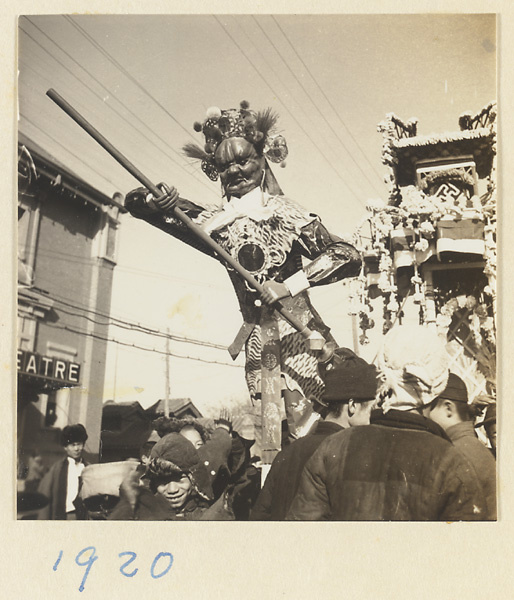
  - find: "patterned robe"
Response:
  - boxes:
[125,187,361,405]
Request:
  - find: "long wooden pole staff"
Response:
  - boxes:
[46,88,327,352]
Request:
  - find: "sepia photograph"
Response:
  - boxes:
[15,12,498,526]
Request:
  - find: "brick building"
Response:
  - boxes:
[17,133,125,473]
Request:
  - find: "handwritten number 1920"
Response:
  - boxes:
[54,548,173,591]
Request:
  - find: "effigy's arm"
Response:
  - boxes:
[290,219,362,291]
[125,189,217,259]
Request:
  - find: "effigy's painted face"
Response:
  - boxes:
[214,137,265,198]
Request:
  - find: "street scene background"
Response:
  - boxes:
[18,13,495,415]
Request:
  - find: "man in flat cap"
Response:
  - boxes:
[251,348,378,520]
[425,373,496,519]
[37,424,88,520]
[287,326,486,521]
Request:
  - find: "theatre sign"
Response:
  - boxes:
[17,350,81,386]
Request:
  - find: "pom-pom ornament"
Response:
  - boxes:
[205,106,222,120]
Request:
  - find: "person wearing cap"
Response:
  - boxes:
[152,411,234,500]
[287,326,487,521]
[124,101,361,439]
[153,411,257,517]
[425,373,496,519]
[37,424,88,520]
[109,433,233,520]
[251,348,378,520]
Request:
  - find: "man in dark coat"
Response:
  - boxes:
[287,326,487,521]
[251,349,378,520]
[37,424,88,520]
[425,373,496,519]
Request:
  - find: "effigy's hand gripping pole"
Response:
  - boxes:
[46,88,334,360]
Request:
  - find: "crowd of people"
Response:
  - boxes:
[18,325,496,522]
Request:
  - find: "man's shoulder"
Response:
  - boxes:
[320,421,452,454]
[453,434,496,463]
[48,456,67,473]
[308,425,363,455]
[268,432,329,474]
[38,456,67,491]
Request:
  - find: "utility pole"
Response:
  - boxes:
[113,342,119,402]
[352,313,360,355]
[164,328,170,417]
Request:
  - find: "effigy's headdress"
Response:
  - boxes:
[183,100,288,182]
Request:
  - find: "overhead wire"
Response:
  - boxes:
[29,287,232,350]
[18,57,210,198]
[29,280,222,328]
[20,113,122,191]
[19,20,364,356]
[213,15,367,210]
[44,300,230,351]
[255,15,385,196]
[26,243,228,291]
[43,321,243,368]
[19,18,218,199]
[271,16,386,189]
[63,15,196,142]
[235,18,371,197]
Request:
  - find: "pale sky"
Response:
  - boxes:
[18,13,496,415]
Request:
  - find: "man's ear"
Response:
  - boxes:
[347,400,356,417]
[444,399,454,418]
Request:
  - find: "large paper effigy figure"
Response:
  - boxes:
[124,101,361,455]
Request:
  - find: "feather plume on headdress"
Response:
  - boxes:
[182,142,210,161]
[255,107,279,140]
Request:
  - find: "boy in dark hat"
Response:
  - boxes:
[37,424,88,520]
[425,373,496,519]
[109,433,233,520]
[251,348,378,520]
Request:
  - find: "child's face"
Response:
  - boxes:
[155,473,193,509]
